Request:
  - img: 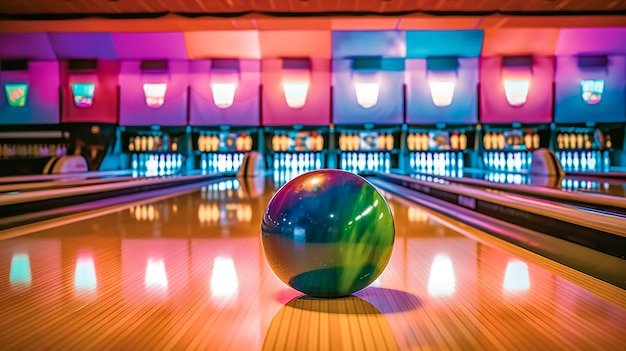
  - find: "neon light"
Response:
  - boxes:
[283,82,309,109]
[211,83,237,108]
[503,79,530,107]
[143,83,167,108]
[4,83,28,107]
[429,81,456,107]
[72,83,95,108]
[580,79,604,105]
[354,83,380,108]
[210,257,239,300]
[74,255,97,292]
[10,253,31,287]
[503,259,530,292]
[427,254,455,297]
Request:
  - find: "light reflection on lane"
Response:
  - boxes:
[0,173,624,350]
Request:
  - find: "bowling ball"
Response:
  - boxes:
[261,169,395,298]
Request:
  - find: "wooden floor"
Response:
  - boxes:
[1,176,625,350]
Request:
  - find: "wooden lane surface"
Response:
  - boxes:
[0,178,625,350]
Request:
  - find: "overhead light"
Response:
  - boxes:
[140,60,169,109]
[211,59,240,109]
[427,57,459,107]
[71,83,96,108]
[429,81,456,107]
[502,56,533,107]
[352,57,382,109]
[143,83,167,108]
[4,83,28,107]
[580,79,605,105]
[283,82,309,109]
[211,83,237,108]
[503,79,530,107]
[354,82,380,108]
[282,58,311,109]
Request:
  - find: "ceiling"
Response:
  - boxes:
[0,0,625,33]
[1,0,626,16]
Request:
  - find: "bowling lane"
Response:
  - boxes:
[409,168,626,198]
[1,176,625,350]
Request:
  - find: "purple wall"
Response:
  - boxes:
[112,33,188,60]
[262,58,331,126]
[554,55,626,123]
[0,61,59,125]
[119,60,188,126]
[189,60,260,126]
[61,60,119,124]
[0,33,56,60]
[405,58,478,125]
[49,33,118,60]
[555,28,626,56]
[332,59,404,125]
[480,56,554,124]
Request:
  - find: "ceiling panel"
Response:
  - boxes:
[258,30,331,58]
[184,30,260,59]
[399,17,483,30]
[482,28,561,55]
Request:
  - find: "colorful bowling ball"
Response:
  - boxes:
[261,169,395,298]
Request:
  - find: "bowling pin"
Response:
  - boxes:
[484,132,491,150]
[450,133,459,150]
[131,153,138,170]
[272,135,280,151]
[569,133,576,149]
[148,136,155,151]
[316,134,324,151]
[307,134,315,151]
[245,135,253,151]
[235,134,244,151]
[407,133,414,151]
[198,135,205,152]
[532,133,540,150]
[352,134,361,150]
[524,133,532,150]
[385,134,394,151]
[459,133,467,150]
[421,133,429,151]
[378,133,387,150]
[498,133,505,150]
